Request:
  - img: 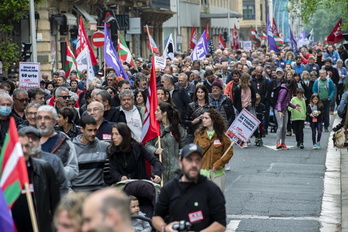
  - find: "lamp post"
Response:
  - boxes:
[29,0,37,62]
[227,0,230,45]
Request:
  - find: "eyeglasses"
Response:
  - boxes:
[107,79,114,81]
[87,108,101,112]
[107,91,114,95]
[58,95,70,99]
[26,112,37,116]
[14,97,29,103]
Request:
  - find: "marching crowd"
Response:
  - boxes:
[1,43,348,231]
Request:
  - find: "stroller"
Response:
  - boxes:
[114,179,161,231]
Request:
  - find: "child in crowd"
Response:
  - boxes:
[255,93,266,146]
[289,88,307,149]
[130,195,152,232]
[307,94,324,149]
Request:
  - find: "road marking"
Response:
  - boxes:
[266,163,274,172]
[226,220,241,232]
[227,214,320,221]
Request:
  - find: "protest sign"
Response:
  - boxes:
[19,62,40,90]
[226,109,260,148]
[154,56,165,70]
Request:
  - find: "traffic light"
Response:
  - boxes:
[21,43,32,61]
[223,32,228,42]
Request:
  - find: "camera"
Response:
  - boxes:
[172,220,191,231]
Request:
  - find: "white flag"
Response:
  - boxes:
[163,34,175,62]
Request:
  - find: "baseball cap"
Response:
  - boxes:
[276,67,284,73]
[18,126,42,138]
[180,144,203,160]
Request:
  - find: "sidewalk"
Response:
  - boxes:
[341,147,348,232]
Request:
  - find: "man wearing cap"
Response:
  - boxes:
[152,143,226,232]
[18,126,68,195]
[209,79,235,127]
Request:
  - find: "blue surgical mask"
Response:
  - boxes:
[0,106,12,117]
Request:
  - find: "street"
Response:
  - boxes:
[224,116,341,232]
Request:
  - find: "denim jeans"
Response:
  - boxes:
[274,109,289,144]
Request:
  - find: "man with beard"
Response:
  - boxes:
[224,70,241,103]
[37,105,78,182]
[152,143,226,232]
[18,126,68,195]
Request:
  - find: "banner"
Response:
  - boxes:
[190,30,209,61]
[225,109,260,148]
[19,62,40,90]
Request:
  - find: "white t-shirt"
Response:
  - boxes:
[121,105,143,142]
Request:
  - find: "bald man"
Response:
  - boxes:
[82,188,134,232]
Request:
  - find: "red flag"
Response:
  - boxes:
[232,24,239,49]
[0,117,29,208]
[327,18,344,45]
[272,18,280,37]
[141,57,160,144]
[146,26,160,54]
[206,24,210,41]
[218,34,226,49]
[189,26,197,50]
[75,17,97,66]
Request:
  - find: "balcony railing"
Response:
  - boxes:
[151,0,170,10]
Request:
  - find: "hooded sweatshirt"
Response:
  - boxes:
[72,135,109,192]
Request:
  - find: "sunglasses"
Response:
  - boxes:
[58,95,70,99]
[14,97,29,103]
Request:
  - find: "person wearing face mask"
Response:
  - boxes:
[0,90,13,148]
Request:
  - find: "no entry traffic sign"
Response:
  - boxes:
[92,31,104,47]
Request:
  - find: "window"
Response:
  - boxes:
[243,0,255,20]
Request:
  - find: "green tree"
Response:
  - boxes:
[0,0,41,76]
[289,0,348,28]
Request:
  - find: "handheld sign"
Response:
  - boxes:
[226,109,260,148]
[19,62,40,90]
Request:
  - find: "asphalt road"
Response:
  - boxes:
[224,121,336,232]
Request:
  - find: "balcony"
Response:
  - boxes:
[151,0,170,10]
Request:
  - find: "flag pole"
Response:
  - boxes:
[25,183,39,232]
[146,25,154,54]
[220,142,234,160]
[157,135,163,187]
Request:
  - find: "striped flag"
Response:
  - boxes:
[117,33,137,70]
[65,41,80,79]
[146,26,160,54]
[75,16,97,66]
[274,35,284,48]
[189,26,197,50]
[272,18,280,37]
[218,33,226,49]
[250,28,261,46]
[266,17,279,52]
[232,24,239,49]
[0,117,29,208]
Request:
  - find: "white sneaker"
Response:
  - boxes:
[225,162,231,171]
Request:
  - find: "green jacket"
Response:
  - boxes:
[288,97,307,121]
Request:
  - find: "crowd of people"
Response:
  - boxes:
[0,42,348,231]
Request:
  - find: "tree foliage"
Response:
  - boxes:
[289,0,348,29]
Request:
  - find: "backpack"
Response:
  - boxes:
[269,85,285,107]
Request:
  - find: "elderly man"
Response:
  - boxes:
[82,188,134,232]
[94,90,121,123]
[18,126,68,195]
[87,101,113,141]
[12,88,29,126]
[0,90,13,147]
[37,105,78,182]
[117,89,143,142]
[161,74,191,119]
[16,129,60,232]
[305,56,320,74]
[54,86,80,124]
[176,73,196,99]
[19,102,41,129]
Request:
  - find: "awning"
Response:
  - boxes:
[62,13,77,26]
[73,5,97,30]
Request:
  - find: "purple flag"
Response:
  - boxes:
[266,17,279,52]
[289,27,299,54]
[190,30,209,61]
[104,24,129,81]
[0,188,14,232]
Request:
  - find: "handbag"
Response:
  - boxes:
[333,105,348,148]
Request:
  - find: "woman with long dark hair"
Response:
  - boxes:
[107,122,162,184]
[233,73,256,115]
[274,79,300,150]
[194,108,233,191]
[145,102,187,183]
[184,85,213,143]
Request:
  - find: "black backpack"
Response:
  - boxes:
[269,85,285,107]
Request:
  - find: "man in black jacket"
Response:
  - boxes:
[15,132,60,232]
[152,143,226,232]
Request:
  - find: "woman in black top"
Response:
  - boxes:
[107,122,162,184]
[56,107,80,140]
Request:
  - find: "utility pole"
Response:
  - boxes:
[29,0,37,62]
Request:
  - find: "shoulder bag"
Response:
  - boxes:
[333,105,348,148]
